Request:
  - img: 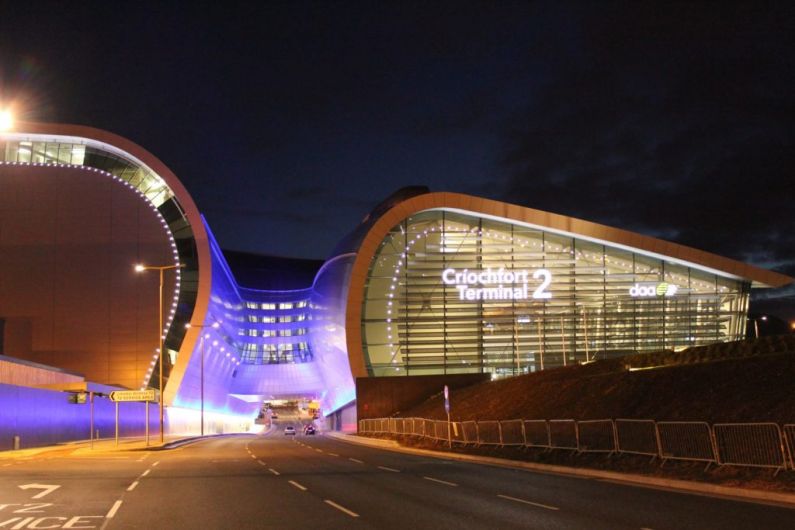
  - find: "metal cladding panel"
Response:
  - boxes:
[0,164,175,389]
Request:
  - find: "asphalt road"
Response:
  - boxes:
[1,428,794,529]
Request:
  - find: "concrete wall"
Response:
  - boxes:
[355,373,489,422]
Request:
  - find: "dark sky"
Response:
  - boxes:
[1,1,793,320]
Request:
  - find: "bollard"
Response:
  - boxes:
[13,435,20,450]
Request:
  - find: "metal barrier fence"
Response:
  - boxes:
[713,423,786,474]
[359,417,795,472]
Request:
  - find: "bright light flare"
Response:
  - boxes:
[0,109,13,131]
[134,264,146,272]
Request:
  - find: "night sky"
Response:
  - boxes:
[1,2,793,321]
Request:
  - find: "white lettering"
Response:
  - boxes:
[442,267,553,301]
[28,517,67,529]
[629,282,679,298]
[62,516,103,529]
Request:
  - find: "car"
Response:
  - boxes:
[304,425,316,435]
[284,425,296,435]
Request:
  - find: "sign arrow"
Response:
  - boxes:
[18,484,61,499]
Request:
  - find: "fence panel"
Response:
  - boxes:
[434,420,448,441]
[713,423,786,472]
[657,421,716,465]
[577,420,616,453]
[785,424,795,471]
[523,420,550,448]
[422,419,434,440]
[615,419,659,457]
[461,421,478,445]
[500,419,525,446]
[478,421,502,446]
[549,419,578,450]
[450,421,466,444]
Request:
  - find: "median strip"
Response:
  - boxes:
[423,476,458,487]
[324,499,359,517]
[497,494,558,511]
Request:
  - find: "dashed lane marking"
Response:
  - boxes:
[423,476,458,487]
[348,458,364,464]
[141,469,151,477]
[152,461,160,467]
[106,500,123,518]
[127,481,139,492]
[269,468,280,476]
[315,448,323,453]
[497,494,559,511]
[378,466,400,473]
[289,480,307,491]
[257,460,268,466]
[324,499,359,518]
[328,452,339,457]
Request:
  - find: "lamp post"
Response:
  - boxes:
[185,321,220,436]
[135,263,184,443]
[748,315,767,339]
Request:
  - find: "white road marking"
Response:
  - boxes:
[315,448,323,453]
[106,500,123,518]
[251,454,257,459]
[269,468,280,475]
[18,484,61,499]
[324,499,359,518]
[152,461,160,467]
[497,494,559,511]
[127,481,139,491]
[328,452,339,457]
[141,469,150,477]
[377,466,400,473]
[257,460,268,466]
[288,480,307,491]
[423,476,458,487]
[348,458,364,464]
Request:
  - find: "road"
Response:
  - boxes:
[1,427,794,529]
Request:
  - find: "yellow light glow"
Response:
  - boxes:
[0,109,13,131]
[134,264,146,272]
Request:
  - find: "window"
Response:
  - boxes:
[246,302,258,309]
[261,303,276,310]
[296,301,308,308]
[279,315,293,323]
[262,316,276,323]
[279,329,292,337]
[279,302,293,310]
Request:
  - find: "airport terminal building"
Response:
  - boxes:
[1,123,791,433]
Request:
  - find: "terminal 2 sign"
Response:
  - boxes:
[441,267,552,301]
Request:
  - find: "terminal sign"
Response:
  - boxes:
[629,282,678,298]
[441,267,552,301]
[109,389,158,402]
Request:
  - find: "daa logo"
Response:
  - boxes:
[629,282,678,298]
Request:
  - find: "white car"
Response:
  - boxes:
[284,425,296,435]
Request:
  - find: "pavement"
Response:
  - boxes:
[0,427,794,528]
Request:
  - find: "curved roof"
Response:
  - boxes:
[344,191,792,378]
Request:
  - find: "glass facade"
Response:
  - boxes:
[361,209,750,378]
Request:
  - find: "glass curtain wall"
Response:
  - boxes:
[361,209,750,378]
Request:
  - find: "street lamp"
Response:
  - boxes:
[748,315,767,339]
[135,262,184,443]
[0,108,13,131]
[185,320,220,436]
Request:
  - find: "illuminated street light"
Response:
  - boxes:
[135,262,185,443]
[0,109,13,131]
[748,315,767,339]
[185,320,220,436]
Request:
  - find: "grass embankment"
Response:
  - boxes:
[406,335,795,424]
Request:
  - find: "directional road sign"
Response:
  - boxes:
[109,389,158,402]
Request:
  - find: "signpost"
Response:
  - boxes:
[109,390,158,446]
[444,385,451,448]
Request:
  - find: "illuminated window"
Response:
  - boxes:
[296,301,308,308]
[246,302,258,309]
[279,329,292,337]
[279,315,293,323]
[262,316,276,323]
[279,302,293,310]
[261,303,276,310]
